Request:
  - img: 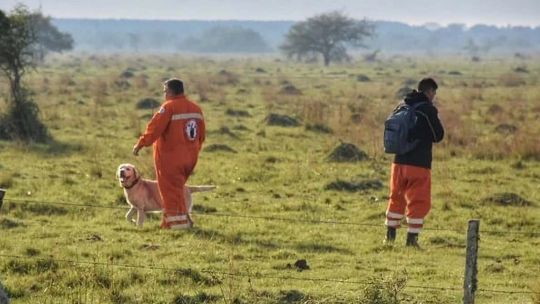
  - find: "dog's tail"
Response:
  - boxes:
[187,185,216,193]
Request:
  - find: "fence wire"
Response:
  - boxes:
[2,197,539,237]
[0,253,536,296]
[0,196,539,298]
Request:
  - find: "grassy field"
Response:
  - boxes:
[0,53,539,303]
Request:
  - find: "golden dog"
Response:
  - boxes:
[117,163,215,227]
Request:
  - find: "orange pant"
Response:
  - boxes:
[385,163,431,233]
[155,149,198,229]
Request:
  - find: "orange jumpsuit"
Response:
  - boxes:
[136,95,205,229]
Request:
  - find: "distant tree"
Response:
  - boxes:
[180,26,270,53]
[280,11,374,66]
[463,38,495,61]
[31,13,73,60]
[128,32,140,52]
[0,5,73,142]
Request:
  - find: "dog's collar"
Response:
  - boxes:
[123,177,140,189]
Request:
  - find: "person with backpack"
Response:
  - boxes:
[383,78,444,247]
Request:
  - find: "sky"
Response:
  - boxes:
[1,0,539,27]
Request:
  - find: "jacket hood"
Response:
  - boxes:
[404,90,429,105]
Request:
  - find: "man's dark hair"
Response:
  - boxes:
[418,78,438,92]
[165,78,184,95]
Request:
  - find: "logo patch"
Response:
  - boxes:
[185,119,197,141]
[159,107,165,114]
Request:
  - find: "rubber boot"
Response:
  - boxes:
[384,227,396,245]
[406,232,420,248]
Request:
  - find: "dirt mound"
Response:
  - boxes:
[305,123,333,134]
[191,204,217,213]
[356,74,371,82]
[265,113,300,127]
[494,123,517,135]
[280,84,302,95]
[286,259,310,271]
[225,108,251,117]
[136,98,160,109]
[204,144,237,153]
[327,143,368,162]
[324,179,383,192]
[482,192,533,207]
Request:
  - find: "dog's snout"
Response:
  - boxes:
[119,170,126,178]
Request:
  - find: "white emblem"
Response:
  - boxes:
[159,107,165,114]
[185,119,197,141]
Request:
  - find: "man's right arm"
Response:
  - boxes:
[426,106,444,143]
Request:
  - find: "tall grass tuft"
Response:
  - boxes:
[359,272,408,304]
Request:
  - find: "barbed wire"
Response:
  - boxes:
[4,198,540,237]
[2,197,539,237]
[0,253,536,296]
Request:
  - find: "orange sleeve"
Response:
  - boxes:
[136,103,172,147]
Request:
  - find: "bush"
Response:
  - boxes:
[0,91,50,143]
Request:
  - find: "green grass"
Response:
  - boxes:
[0,54,539,303]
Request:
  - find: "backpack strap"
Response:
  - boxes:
[413,103,438,140]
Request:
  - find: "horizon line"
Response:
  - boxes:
[51,17,540,29]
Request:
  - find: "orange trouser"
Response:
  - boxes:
[155,149,198,229]
[385,163,431,234]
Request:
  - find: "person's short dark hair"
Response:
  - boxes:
[164,78,184,95]
[418,78,438,92]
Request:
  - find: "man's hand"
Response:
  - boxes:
[132,144,142,156]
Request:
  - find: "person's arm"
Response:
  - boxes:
[423,106,444,143]
[133,104,172,155]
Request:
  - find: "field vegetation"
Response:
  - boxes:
[0,53,539,303]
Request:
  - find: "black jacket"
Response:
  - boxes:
[394,91,444,169]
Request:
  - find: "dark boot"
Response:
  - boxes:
[384,227,396,245]
[406,232,420,248]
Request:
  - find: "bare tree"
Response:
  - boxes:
[0,5,72,142]
[280,11,374,66]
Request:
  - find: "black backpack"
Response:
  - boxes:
[383,102,428,155]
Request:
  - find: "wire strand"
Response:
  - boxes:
[0,253,535,296]
[3,197,540,236]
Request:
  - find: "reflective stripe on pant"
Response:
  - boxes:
[385,163,431,233]
[155,149,197,229]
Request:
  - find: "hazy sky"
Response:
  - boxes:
[1,0,539,27]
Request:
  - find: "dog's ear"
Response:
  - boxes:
[132,166,139,180]
[117,164,125,187]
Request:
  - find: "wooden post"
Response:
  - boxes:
[0,188,5,211]
[463,219,480,304]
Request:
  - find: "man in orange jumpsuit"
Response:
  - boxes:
[133,78,205,229]
[384,78,444,247]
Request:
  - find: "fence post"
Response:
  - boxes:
[0,188,5,211]
[463,219,480,304]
